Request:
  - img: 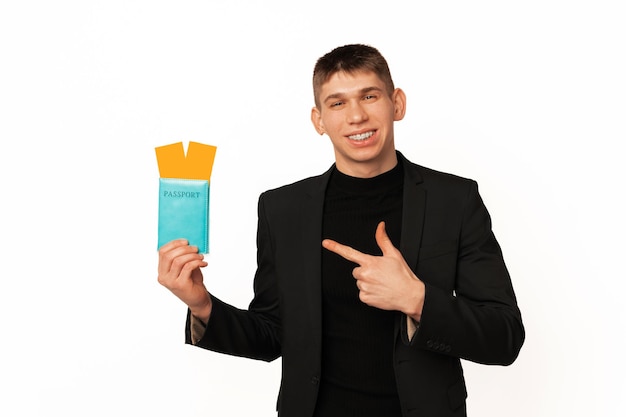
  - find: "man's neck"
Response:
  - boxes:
[334,154,398,179]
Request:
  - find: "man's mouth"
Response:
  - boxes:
[348,131,375,141]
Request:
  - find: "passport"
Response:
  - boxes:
[157,178,209,253]
[155,141,217,254]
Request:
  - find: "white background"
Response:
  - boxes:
[1,1,624,416]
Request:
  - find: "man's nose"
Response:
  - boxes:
[347,102,368,123]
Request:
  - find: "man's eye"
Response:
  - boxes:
[364,95,377,101]
[331,101,344,107]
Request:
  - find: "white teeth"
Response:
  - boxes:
[348,131,374,141]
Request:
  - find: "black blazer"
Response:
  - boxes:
[187,152,524,417]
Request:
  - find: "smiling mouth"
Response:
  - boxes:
[348,131,374,141]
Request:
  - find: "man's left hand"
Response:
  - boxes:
[322,221,425,321]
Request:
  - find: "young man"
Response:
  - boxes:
[158,44,524,417]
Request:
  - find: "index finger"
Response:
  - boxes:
[158,238,189,254]
[322,239,368,265]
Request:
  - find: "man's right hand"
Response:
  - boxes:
[157,239,212,323]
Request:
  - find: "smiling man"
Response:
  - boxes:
[158,44,525,417]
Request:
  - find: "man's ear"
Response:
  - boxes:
[311,107,325,135]
[392,88,407,121]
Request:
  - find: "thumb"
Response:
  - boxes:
[375,221,397,256]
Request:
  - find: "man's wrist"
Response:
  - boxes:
[404,278,425,321]
[190,294,212,325]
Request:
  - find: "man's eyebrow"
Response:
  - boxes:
[323,86,384,103]
[360,86,384,95]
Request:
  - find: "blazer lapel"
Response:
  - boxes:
[297,166,334,333]
[399,153,426,273]
[394,153,426,341]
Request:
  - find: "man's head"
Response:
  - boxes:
[310,44,406,178]
[313,44,395,109]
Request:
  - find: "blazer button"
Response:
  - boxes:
[426,340,433,348]
[311,376,320,385]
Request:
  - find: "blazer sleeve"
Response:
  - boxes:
[409,180,524,366]
[185,193,282,362]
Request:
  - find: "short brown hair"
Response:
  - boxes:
[312,44,395,109]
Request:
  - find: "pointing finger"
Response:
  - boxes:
[322,239,368,265]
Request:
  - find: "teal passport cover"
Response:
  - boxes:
[158,178,209,253]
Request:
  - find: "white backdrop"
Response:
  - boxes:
[1,1,624,416]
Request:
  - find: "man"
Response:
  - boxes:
[158,44,524,417]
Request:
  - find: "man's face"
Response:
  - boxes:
[311,70,406,178]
